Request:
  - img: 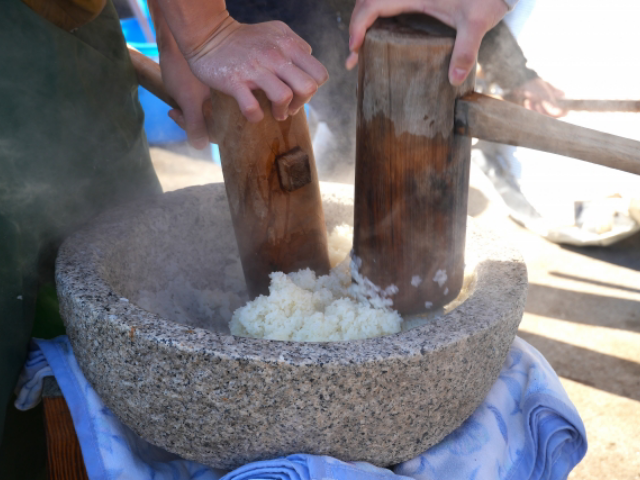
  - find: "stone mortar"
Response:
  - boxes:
[55,182,527,470]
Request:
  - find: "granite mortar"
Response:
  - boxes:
[55,182,528,469]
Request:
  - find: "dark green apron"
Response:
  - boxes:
[0,0,162,438]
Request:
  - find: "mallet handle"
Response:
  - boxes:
[557,99,640,112]
[128,47,180,111]
[455,93,640,176]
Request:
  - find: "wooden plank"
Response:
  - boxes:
[456,93,640,176]
[353,18,475,315]
[43,397,88,480]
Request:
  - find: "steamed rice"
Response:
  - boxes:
[229,224,403,342]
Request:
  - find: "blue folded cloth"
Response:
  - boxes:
[393,337,587,480]
[16,336,586,480]
[14,345,52,409]
[219,455,410,480]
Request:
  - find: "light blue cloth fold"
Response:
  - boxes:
[15,336,586,480]
[393,337,587,480]
[14,345,53,409]
[218,455,410,480]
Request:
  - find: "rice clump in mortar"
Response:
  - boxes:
[229,225,402,342]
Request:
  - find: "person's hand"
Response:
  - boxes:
[505,78,567,118]
[185,17,329,123]
[346,0,509,86]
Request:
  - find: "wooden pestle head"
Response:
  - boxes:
[209,90,331,299]
[353,16,476,315]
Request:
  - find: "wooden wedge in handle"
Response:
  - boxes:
[455,93,640,176]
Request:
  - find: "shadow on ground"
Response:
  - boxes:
[518,332,640,403]
[562,231,640,272]
[525,283,640,332]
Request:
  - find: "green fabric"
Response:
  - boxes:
[32,283,66,339]
[0,0,162,441]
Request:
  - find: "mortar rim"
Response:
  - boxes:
[56,182,527,365]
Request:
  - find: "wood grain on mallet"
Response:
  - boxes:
[354,18,476,315]
[210,90,330,298]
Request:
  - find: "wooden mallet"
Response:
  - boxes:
[128,48,331,299]
[354,15,640,316]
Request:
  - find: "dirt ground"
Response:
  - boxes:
[151,146,640,480]
[467,162,640,480]
[499,2,640,476]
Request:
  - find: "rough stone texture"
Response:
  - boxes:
[55,182,527,470]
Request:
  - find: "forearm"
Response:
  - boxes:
[477,21,538,91]
[147,0,179,56]
[147,0,213,148]
[154,0,231,57]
